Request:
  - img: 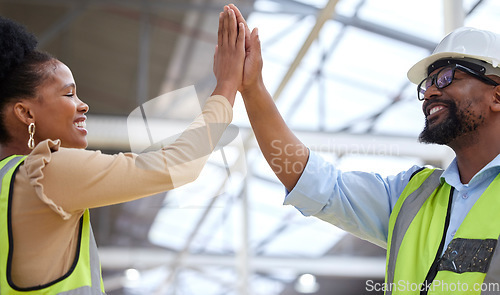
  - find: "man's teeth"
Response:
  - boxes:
[74,121,86,128]
[429,106,444,115]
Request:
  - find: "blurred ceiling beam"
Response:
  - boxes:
[443,0,464,34]
[99,247,386,278]
[273,0,340,101]
[38,1,88,47]
[86,114,454,167]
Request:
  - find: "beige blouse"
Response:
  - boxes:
[9,95,232,287]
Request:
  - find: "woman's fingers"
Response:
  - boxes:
[212,5,246,101]
[228,4,250,35]
[237,22,245,53]
[217,11,223,48]
[217,7,242,48]
[231,9,239,46]
[213,44,218,74]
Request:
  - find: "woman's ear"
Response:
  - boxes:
[13,101,35,125]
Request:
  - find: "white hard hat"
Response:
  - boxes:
[407,27,500,84]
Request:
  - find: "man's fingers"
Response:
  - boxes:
[251,27,260,51]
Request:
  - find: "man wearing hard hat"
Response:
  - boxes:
[230,2,500,293]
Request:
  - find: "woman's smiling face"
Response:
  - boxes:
[29,60,89,149]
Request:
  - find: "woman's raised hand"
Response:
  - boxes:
[212,6,245,106]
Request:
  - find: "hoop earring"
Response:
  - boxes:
[28,123,35,149]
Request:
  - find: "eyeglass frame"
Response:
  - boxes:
[417,63,500,101]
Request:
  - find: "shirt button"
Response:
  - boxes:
[451,230,456,237]
[462,193,468,199]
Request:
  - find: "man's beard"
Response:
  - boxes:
[419,99,483,145]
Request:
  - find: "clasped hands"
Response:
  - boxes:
[212,4,262,105]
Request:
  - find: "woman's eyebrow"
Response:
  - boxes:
[61,82,76,90]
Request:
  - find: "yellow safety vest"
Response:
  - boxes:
[385,168,500,295]
[0,155,105,294]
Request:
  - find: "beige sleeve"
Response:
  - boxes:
[24,95,232,219]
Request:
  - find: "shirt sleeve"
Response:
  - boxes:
[23,95,233,219]
[284,150,422,248]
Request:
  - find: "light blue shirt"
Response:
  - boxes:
[285,150,500,250]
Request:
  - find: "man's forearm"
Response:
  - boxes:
[242,82,309,191]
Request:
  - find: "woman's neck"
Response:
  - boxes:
[0,142,31,159]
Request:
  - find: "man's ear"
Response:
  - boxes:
[13,101,35,125]
[491,85,500,113]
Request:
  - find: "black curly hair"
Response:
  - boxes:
[0,16,56,144]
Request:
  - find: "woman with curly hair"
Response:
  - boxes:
[0,6,245,294]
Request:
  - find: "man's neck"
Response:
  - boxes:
[451,133,500,184]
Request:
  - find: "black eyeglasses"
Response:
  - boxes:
[417,64,500,101]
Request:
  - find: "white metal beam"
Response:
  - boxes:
[136,4,151,106]
[99,247,385,278]
[86,114,454,167]
[443,0,464,34]
[272,0,340,101]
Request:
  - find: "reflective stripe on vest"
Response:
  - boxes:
[385,168,444,295]
[386,168,500,294]
[0,155,105,294]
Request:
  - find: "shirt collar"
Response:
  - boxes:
[441,154,500,188]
